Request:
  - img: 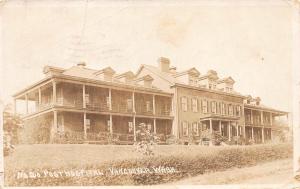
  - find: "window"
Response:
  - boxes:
[202,99,208,113]
[85,94,90,105]
[182,121,188,136]
[86,119,91,130]
[128,122,133,133]
[189,77,198,86]
[106,97,110,107]
[181,97,188,112]
[192,122,199,136]
[146,101,151,112]
[147,124,152,131]
[221,103,225,115]
[217,102,221,114]
[192,98,198,112]
[247,114,251,123]
[127,99,133,111]
[228,104,233,116]
[211,101,216,113]
[209,84,212,89]
[236,106,241,116]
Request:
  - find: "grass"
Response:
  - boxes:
[4,143,293,186]
[4,144,220,169]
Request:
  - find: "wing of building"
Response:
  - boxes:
[13,58,289,145]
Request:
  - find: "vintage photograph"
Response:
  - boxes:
[0,0,299,187]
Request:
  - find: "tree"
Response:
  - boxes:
[3,103,23,156]
[3,104,23,144]
[134,123,159,156]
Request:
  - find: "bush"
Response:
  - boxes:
[4,143,292,186]
[166,135,180,145]
[134,123,159,156]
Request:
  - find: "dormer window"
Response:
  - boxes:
[217,76,235,92]
[175,68,200,86]
[94,67,116,81]
[115,71,135,84]
[134,75,154,88]
[189,76,198,86]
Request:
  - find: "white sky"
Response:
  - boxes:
[0,0,294,112]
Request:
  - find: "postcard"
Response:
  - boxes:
[0,0,299,188]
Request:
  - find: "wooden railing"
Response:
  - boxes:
[155,109,171,116]
[112,103,133,113]
[86,132,134,142]
[86,102,109,112]
[39,103,53,111]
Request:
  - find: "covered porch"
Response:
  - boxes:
[47,111,173,144]
[200,118,244,142]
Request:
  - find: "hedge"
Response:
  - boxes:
[5,143,292,186]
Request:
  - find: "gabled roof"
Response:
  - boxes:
[199,70,219,81]
[136,64,177,84]
[43,66,65,75]
[63,66,98,79]
[244,103,288,115]
[94,66,116,75]
[217,76,235,84]
[134,74,154,82]
[115,71,135,79]
[174,67,200,77]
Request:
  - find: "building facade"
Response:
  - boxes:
[13,57,289,144]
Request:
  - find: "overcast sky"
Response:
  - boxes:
[0,0,294,112]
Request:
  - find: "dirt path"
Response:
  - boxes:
[170,158,295,185]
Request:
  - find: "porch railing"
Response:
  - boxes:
[86,132,135,142]
[112,104,133,113]
[86,102,110,112]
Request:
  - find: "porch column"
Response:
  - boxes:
[52,81,56,105]
[38,88,41,109]
[262,128,265,143]
[153,95,156,115]
[209,119,212,134]
[251,127,254,140]
[61,113,65,133]
[219,120,222,133]
[133,116,136,141]
[109,88,112,111]
[228,121,231,141]
[82,85,86,108]
[83,112,87,139]
[109,114,113,134]
[132,92,136,113]
[53,110,58,133]
[250,109,253,124]
[25,94,28,114]
[154,118,157,134]
[260,111,264,125]
[270,113,273,126]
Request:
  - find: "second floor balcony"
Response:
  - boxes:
[14,80,173,118]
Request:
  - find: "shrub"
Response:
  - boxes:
[134,123,159,156]
[165,135,180,145]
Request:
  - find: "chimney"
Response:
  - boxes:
[255,97,261,106]
[158,57,170,72]
[77,61,86,67]
[169,66,177,74]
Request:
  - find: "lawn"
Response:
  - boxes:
[4,143,293,186]
[4,144,220,169]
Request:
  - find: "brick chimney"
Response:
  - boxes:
[158,57,170,72]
